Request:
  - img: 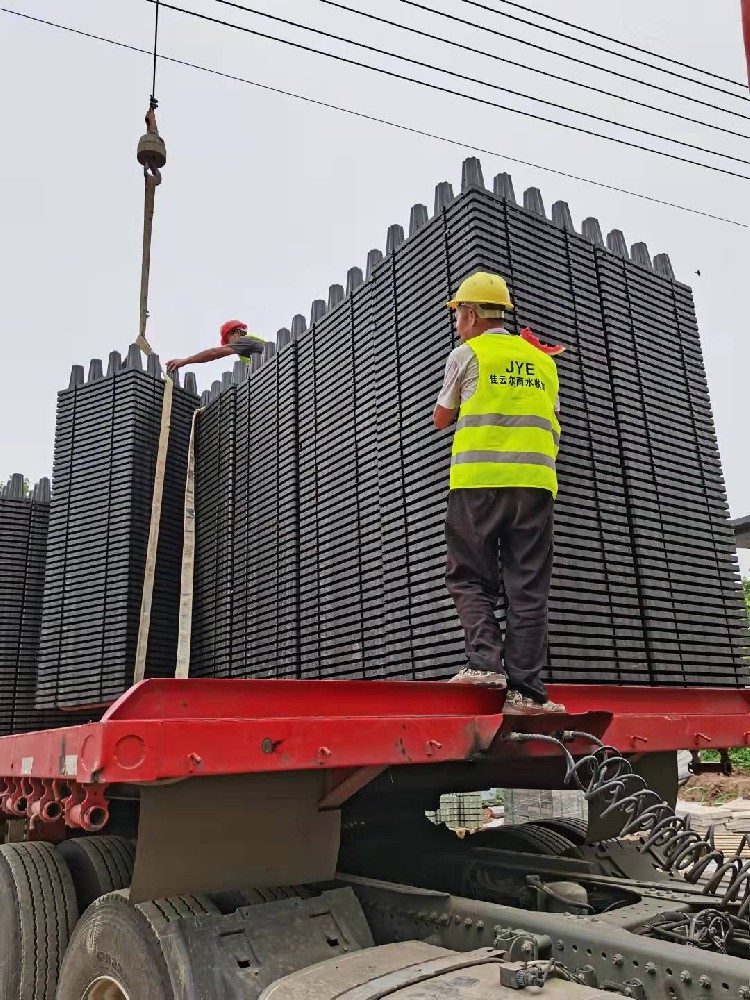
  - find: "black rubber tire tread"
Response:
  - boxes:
[470,823,577,857]
[209,884,307,914]
[530,825,574,856]
[247,884,309,904]
[511,824,579,857]
[138,891,220,934]
[531,817,589,845]
[0,841,78,1000]
[56,892,174,1000]
[57,835,135,912]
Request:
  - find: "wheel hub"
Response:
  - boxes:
[84,977,131,1000]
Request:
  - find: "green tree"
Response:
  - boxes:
[743,578,750,618]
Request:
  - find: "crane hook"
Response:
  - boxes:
[137,98,166,184]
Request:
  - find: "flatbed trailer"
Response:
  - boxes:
[2,678,750,999]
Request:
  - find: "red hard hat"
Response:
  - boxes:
[220,320,247,345]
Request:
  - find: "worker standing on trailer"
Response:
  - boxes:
[166,320,264,373]
[434,272,565,716]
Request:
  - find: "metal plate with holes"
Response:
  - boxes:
[342,874,750,1000]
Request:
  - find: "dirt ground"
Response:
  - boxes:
[679,773,750,805]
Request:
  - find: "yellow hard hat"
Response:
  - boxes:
[447,271,513,310]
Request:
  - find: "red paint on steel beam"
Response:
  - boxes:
[0,681,748,786]
[103,679,750,724]
[743,0,750,87]
[103,678,510,722]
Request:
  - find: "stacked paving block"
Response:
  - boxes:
[0,474,64,733]
[35,348,198,710]
[503,788,587,825]
[427,791,485,831]
[188,156,747,687]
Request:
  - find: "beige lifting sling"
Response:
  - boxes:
[133,101,175,685]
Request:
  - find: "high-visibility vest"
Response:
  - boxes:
[450,333,560,495]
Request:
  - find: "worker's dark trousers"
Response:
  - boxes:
[445,486,553,702]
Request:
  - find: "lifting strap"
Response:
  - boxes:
[134,375,173,683]
[133,102,174,685]
[175,407,199,678]
[136,104,165,356]
[137,172,159,357]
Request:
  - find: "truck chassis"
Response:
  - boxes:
[0,678,749,998]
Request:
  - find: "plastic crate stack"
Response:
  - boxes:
[0,474,64,734]
[188,156,746,687]
[191,344,299,678]
[35,347,198,710]
[466,177,649,685]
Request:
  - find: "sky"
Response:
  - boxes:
[1,1,748,524]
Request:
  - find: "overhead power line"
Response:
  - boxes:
[391,0,750,123]
[207,0,750,166]
[481,0,748,90]
[0,8,746,230]
[165,1,750,180]
[309,0,750,142]
[453,0,750,100]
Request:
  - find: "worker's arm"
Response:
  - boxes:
[166,347,234,373]
[433,404,458,430]
[433,346,469,430]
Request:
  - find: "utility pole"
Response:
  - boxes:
[743,0,750,87]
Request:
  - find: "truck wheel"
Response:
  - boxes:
[470,823,578,857]
[530,817,588,846]
[58,836,135,912]
[56,891,220,1000]
[0,841,78,1000]
[210,883,309,914]
[512,824,580,857]
[138,891,220,931]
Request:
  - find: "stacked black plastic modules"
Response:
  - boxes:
[191,346,299,679]
[189,157,747,687]
[35,348,198,711]
[0,474,64,734]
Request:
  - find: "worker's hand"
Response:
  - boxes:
[166,358,185,373]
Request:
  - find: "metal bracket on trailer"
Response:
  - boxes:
[0,774,109,832]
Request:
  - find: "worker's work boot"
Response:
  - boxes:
[448,668,507,688]
[503,690,566,715]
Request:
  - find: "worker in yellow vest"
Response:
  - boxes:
[434,272,565,716]
[166,320,264,374]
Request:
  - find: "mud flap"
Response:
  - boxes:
[156,888,373,999]
[130,771,340,902]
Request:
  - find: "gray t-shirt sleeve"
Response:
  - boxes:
[228,334,264,358]
[436,344,475,410]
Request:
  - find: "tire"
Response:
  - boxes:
[531,817,589,846]
[57,836,135,912]
[137,891,220,932]
[470,823,578,857]
[0,841,78,1000]
[210,883,309,914]
[513,824,579,857]
[56,891,220,1000]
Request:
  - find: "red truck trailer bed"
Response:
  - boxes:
[0,679,747,831]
